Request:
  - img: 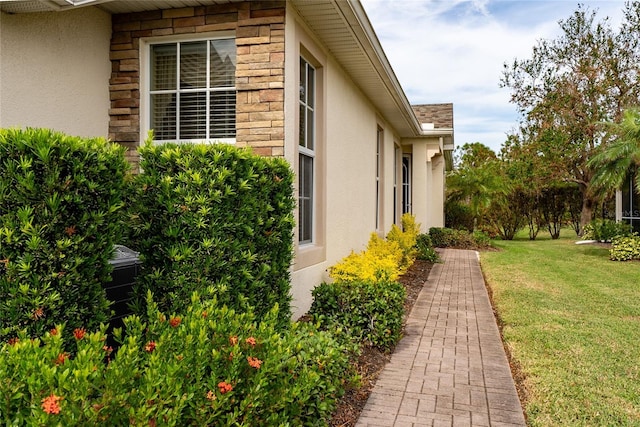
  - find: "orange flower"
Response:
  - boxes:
[7,337,19,346]
[32,307,44,320]
[247,356,262,369]
[73,328,86,340]
[217,381,233,394]
[54,353,69,365]
[50,328,58,336]
[169,316,181,328]
[201,311,208,318]
[245,336,257,347]
[64,225,76,236]
[144,341,156,353]
[206,390,216,401]
[229,335,238,346]
[103,345,113,355]
[41,393,62,414]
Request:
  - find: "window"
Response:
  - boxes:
[299,57,315,243]
[402,154,412,214]
[622,170,640,232]
[149,38,236,143]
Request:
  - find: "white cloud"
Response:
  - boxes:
[362,0,626,153]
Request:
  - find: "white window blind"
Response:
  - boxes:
[150,38,236,142]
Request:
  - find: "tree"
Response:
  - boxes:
[447,143,506,231]
[501,3,640,233]
[589,107,640,195]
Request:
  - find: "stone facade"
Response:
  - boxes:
[109,1,286,169]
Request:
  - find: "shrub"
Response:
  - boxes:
[127,140,295,326]
[610,235,640,261]
[309,279,406,349]
[445,199,474,231]
[329,233,404,282]
[0,292,354,425]
[582,219,633,242]
[416,233,440,262]
[0,128,129,344]
[428,227,492,250]
[386,213,420,270]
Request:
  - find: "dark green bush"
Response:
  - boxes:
[309,280,406,350]
[444,199,474,231]
[428,227,492,250]
[0,292,354,425]
[582,219,633,242]
[127,141,295,326]
[416,233,440,262]
[0,128,129,344]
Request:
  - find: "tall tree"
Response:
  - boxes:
[500,3,640,232]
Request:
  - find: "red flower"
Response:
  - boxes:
[64,225,76,236]
[247,356,262,369]
[42,394,62,414]
[144,341,156,353]
[7,337,19,346]
[245,336,257,347]
[54,353,69,365]
[201,311,208,318]
[103,345,113,354]
[31,307,44,320]
[169,316,181,328]
[73,328,86,340]
[49,328,58,336]
[217,381,233,394]
[229,335,238,346]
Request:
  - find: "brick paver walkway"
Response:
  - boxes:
[356,249,526,427]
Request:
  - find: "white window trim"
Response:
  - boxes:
[298,56,316,245]
[140,32,236,145]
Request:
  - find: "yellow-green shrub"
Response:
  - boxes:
[386,213,420,269]
[329,233,403,282]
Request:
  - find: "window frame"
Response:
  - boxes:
[141,33,237,145]
[298,56,316,245]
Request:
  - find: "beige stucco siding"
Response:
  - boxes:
[286,6,401,318]
[0,8,111,137]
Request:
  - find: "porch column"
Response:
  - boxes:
[412,143,429,233]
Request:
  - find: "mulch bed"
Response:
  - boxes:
[329,259,433,427]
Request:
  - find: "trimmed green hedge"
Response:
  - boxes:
[0,292,354,425]
[309,279,406,349]
[0,128,129,344]
[127,141,295,326]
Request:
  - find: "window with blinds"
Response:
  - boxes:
[150,38,236,142]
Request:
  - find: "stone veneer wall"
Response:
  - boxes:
[109,1,285,169]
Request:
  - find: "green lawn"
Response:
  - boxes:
[481,230,640,426]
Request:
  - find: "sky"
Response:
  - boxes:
[361,0,627,154]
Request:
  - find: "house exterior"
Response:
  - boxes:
[0,0,454,318]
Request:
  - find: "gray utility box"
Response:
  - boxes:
[106,245,140,332]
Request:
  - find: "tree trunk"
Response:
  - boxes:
[579,196,596,236]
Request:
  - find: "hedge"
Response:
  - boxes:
[126,141,295,326]
[0,128,129,344]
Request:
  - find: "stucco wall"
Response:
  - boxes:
[285,7,401,318]
[0,8,111,137]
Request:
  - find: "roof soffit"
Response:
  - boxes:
[289,0,422,138]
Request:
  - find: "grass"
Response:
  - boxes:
[480,229,640,426]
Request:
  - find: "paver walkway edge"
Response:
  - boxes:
[355,249,526,427]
